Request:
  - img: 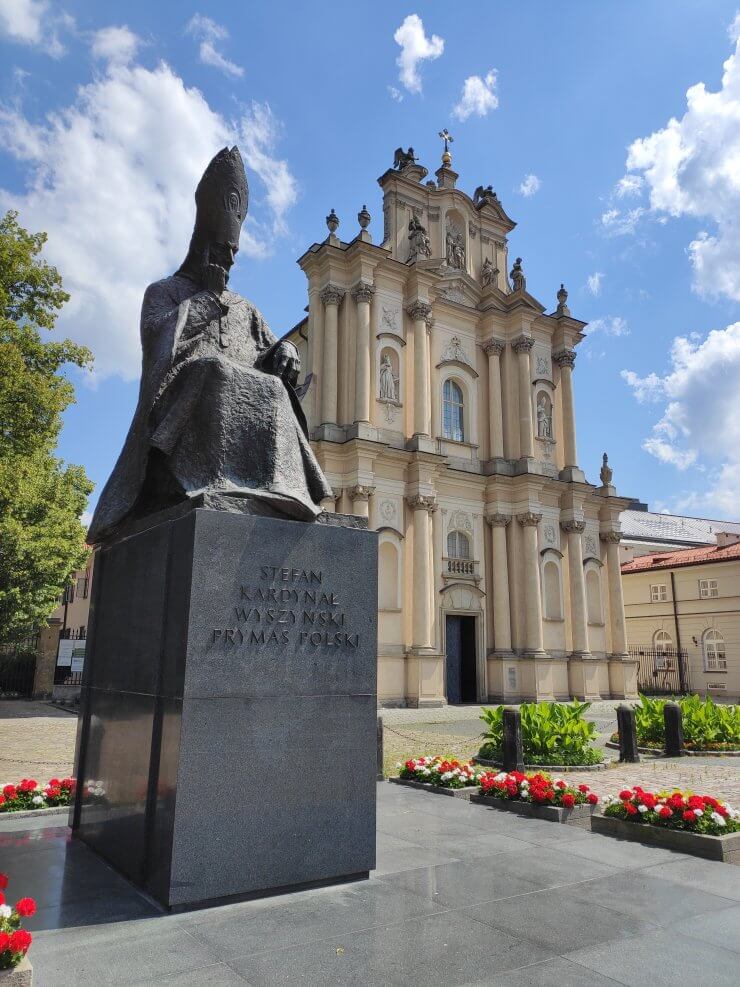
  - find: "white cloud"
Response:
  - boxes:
[453,70,498,121]
[91,26,140,65]
[586,272,603,295]
[600,206,645,236]
[518,173,541,197]
[0,0,67,56]
[615,174,643,198]
[618,21,740,300]
[588,315,629,338]
[622,323,740,515]
[0,57,296,381]
[393,14,444,95]
[387,85,403,103]
[186,14,243,79]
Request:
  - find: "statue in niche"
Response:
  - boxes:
[445,222,465,269]
[537,395,552,440]
[600,452,613,486]
[393,147,417,170]
[510,256,526,292]
[88,146,332,544]
[379,353,398,402]
[481,257,497,287]
[473,185,499,209]
[407,213,432,262]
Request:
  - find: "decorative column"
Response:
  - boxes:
[517,512,544,653]
[512,335,535,459]
[486,514,512,652]
[554,349,578,468]
[562,520,590,656]
[320,284,345,426]
[602,531,628,656]
[407,495,436,649]
[351,281,375,424]
[483,339,505,459]
[349,484,375,519]
[320,487,340,513]
[406,301,432,437]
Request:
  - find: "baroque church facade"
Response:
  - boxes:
[286,144,639,707]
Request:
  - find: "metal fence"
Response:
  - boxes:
[54,667,83,687]
[629,645,691,695]
[0,634,38,697]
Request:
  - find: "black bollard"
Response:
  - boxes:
[377,716,384,780]
[664,702,685,758]
[617,704,640,763]
[502,706,524,772]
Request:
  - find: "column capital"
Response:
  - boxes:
[486,512,511,528]
[516,511,542,527]
[482,337,505,357]
[320,283,345,306]
[406,299,432,322]
[406,493,437,513]
[512,334,535,355]
[330,486,342,501]
[350,280,375,303]
[348,484,375,502]
[561,519,586,534]
[554,348,577,369]
[600,530,622,544]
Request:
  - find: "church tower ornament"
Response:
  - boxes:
[438,128,454,166]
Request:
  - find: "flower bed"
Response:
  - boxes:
[470,770,599,827]
[594,786,740,863]
[391,757,484,798]
[478,702,604,766]
[0,778,76,813]
[0,873,35,972]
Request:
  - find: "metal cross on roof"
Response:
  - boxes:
[438,129,454,152]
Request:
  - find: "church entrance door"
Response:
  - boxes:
[445,615,477,704]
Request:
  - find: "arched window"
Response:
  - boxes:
[586,568,603,624]
[378,541,400,610]
[703,628,727,671]
[653,630,673,653]
[447,530,470,559]
[543,560,562,620]
[442,379,465,441]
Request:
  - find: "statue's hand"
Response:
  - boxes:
[272,341,300,388]
[203,263,228,297]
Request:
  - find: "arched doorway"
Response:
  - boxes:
[441,583,485,704]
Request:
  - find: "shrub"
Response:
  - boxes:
[633,694,740,750]
[479,702,603,765]
[603,787,739,836]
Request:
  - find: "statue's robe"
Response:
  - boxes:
[88,273,331,544]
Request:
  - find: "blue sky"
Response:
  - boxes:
[2,1,740,521]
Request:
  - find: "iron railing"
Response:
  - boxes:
[629,645,691,695]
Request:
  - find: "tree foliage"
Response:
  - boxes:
[0,210,93,637]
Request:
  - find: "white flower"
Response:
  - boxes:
[441,771,453,781]
[32,795,44,805]
[396,762,402,769]
[494,772,507,782]
[638,805,648,813]
[711,812,726,827]
[0,905,12,919]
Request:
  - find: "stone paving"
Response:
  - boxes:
[2,781,739,985]
[0,701,76,782]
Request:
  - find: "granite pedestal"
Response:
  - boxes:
[72,506,378,909]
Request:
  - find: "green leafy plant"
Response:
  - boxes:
[478,702,603,766]
[630,694,740,750]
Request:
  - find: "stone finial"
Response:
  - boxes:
[357,204,371,230]
[510,257,526,292]
[600,452,613,487]
[326,208,339,235]
[556,283,570,317]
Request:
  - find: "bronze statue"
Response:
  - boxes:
[393,147,417,170]
[88,146,331,543]
[473,184,498,209]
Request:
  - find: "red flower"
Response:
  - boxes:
[687,796,705,810]
[669,793,685,809]
[0,796,4,806]
[587,793,598,805]
[2,785,16,799]
[658,806,672,819]
[8,929,32,954]
[717,805,729,818]
[15,897,36,917]
[0,931,10,951]
[625,802,638,815]
[0,892,4,905]
[578,784,589,793]
[562,793,576,808]
[682,810,697,823]
[640,793,657,810]
[0,874,7,890]
[555,780,567,790]
[619,789,632,801]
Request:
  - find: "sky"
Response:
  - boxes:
[2,0,740,523]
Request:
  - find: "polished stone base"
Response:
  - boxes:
[72,506,378,909]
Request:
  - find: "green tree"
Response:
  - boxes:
[0,210,93,638]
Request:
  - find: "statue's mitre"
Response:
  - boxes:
[193,145,248,245]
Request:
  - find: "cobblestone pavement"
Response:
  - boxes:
[0,701,77,782]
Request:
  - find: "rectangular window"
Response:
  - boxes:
[76,576,89,598]
[699,578,719,599]
[649,584,667,603]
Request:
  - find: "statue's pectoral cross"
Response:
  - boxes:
[438,129,454,153]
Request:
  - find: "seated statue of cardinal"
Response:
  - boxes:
[88,146,332,544]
